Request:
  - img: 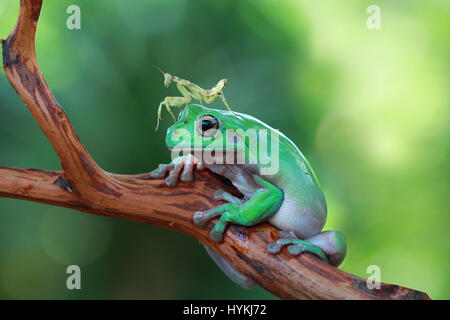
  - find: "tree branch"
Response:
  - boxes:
[0,0,430,300]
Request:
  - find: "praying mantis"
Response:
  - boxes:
[155,67,234,130]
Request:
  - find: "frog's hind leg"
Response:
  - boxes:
[202,244,255,289]
[267,230,347,267]
[306,230,347,267]
[267,235,330,264]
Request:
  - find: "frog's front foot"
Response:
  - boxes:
[194,189,247,242]
[194,175,283,243]
[148,155,205,187]
[267,231,330,264]
[193,202,239,242]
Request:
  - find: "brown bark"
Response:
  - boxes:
[0,0,430,300]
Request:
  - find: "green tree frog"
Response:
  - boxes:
[149,104,346,289]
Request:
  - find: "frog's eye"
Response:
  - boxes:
[197,114,219,137]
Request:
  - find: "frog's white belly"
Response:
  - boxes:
[268,192,324,239]
[206,164,325,239]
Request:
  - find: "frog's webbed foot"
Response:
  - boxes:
[193,203,239,242]
[267,231,330,264]
[195,175,283,243]
[148,155,205,187]
[194,190,243,242]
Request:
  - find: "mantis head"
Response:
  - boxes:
[154,65,173,88]
[163,73,173,88]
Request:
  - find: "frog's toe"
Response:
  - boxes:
[267,238,330,264]
[209,228,224,243]
[193,211,208,228]
[165,175,178,187]
[180,162,194,182]
[149,167,164,179]
[180,173,193,182]
[266,241,282,254]
[164,161,185,187]
[214,189,225,200]
[149,163,174,179]
[287,244,303,255]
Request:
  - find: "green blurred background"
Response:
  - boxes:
[0,0,448,299]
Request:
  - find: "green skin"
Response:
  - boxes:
[150,104,346,288]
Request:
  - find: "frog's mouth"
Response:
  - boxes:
[168,147,238,161]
